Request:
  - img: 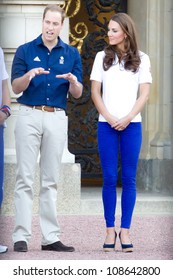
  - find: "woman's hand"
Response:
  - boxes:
[106,114,119,128]
[0,111,7,124]
[112,114,132,131]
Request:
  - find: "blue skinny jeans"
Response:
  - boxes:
[98,122,142,229]
[0,126,4,208]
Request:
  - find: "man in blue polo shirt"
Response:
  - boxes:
[11,4,83,253]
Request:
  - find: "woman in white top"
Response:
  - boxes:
[90,13,152,252]
[0,47,11,254]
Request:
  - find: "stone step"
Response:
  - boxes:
[2,162,81,216]
[2,164,173,216]
[80,187,173,216]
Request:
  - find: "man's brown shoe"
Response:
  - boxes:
[41,241,75,252]
[14,241,28,252]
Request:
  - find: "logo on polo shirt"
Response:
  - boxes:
[34,56,41,62]
[59,56,64,64]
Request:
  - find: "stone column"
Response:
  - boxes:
[128,0,173,193]
[147,0,173,160]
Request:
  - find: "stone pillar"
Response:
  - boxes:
[146,0,173,160]
[128,0,173,193]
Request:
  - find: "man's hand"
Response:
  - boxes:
[56,73,79,86]
[29,68,50,81]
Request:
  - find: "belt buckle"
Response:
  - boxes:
[41,105,45,111]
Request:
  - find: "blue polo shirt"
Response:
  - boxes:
[11,35,83,110]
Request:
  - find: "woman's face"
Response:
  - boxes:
[107,20,126,51]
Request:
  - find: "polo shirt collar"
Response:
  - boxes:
[36,34,65,48]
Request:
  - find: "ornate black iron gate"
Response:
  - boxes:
[64,0,127,185]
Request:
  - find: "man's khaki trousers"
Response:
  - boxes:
[12,105,67,245]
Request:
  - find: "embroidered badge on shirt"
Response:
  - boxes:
[59,56,64,64]
[34,56,41,62]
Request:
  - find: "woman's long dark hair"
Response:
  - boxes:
[103,13,141,73]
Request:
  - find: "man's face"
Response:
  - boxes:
[42,10,63,44]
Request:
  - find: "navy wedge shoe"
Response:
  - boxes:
[119,232,133,253]
[103,232,117,252]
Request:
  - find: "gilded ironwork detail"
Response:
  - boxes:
[64,0,81,18]
[69,22,88,53]
[63,1,88,53]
